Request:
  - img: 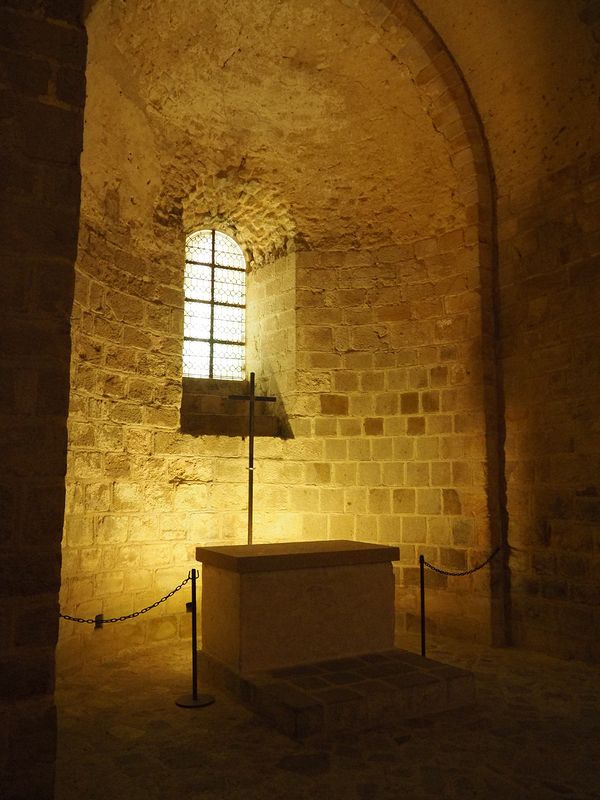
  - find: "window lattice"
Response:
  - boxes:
[183,229,246,380]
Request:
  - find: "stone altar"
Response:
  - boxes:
[195,539,399,674]
[195,539,475,736]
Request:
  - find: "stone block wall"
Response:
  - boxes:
[61,226,501,665]
[180,378,280,437]
[59,0,506,669]
[1,2,598,799]
[246,252,297,403]
[60,216,202,665]
[0,2,85,797]
[416,0,600,663]
[500,153,600,660]
[60,213,302,665]
[289,243,497,641]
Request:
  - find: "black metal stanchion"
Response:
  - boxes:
[176,569,215,708]
[419,554,426,658]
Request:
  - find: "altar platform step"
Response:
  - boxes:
[197,648,475,738]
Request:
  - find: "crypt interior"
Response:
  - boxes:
[1,0,599,798]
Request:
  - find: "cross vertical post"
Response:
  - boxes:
[229,372,276,545]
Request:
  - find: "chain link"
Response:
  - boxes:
[423,546,501,577]
[59,572,193,625]
[61,549,502,625]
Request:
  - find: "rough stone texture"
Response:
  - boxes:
[1,1,598,796]
[55,635,600,800]
[199,554,396,672]
[246,252,297,411]
[60,0,502,671]
[196,540,400,572]
[0,2,86,798]
[417,0,600,661]
[180,378,280,437]
[198,647,475,738]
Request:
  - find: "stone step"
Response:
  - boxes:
[198,648,475,738]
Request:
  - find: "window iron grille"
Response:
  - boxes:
[183,229,246,380]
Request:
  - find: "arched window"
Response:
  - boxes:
[183,229,246,380]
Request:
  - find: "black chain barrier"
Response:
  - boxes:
[59,569,215,710]
[419,546,502,657]
[59,573,192,625]
[423,545,501,578]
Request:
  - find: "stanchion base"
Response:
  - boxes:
[175,693,215,708]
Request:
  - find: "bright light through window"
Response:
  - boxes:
[183,229,246,380]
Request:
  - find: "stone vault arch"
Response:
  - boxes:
[61,0,505,669]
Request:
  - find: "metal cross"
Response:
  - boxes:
[229,372,276,545]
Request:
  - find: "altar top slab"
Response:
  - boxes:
[195,539,399,574]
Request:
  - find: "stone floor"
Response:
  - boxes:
[55,634,600,800]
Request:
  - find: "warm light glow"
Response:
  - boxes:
[183,229,246,380]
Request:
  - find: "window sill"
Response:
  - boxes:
[180,377,281,437]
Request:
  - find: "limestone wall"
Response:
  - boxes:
[0,2,85,797]
[61,230,499,665]
[2,1,599,798]
[291,243,497,641]
[499,153,600,660]
[247,253,297,403]
[418,0,600,661]
[58,0,505,669]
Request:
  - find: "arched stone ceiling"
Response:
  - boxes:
[83,0,469,259]
[416,0,600,185]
